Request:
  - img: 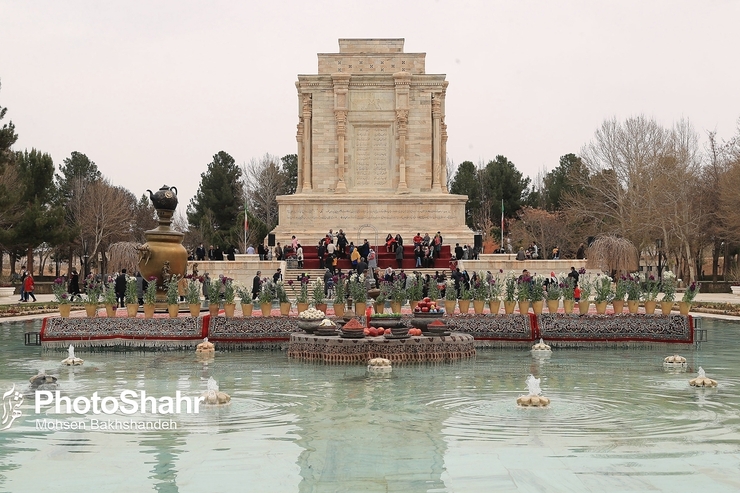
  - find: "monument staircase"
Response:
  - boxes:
[295,244,452,271]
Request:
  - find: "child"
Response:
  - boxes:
[24,273,37,302]
[574,285,581,302]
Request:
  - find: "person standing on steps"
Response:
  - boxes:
[115,269,127,308]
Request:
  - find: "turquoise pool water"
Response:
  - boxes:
[1,318,738,492]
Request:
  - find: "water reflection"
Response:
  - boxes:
[0,318,738,491]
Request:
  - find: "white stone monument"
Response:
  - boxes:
[273,39,471,245]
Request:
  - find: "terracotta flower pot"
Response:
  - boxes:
[489,300,501,315]
[627,300,639,313]
[224,303,236,317]
[444,300,456,315]
[595,301,607,314]
[85,304,98,317]
[373,302,383,315]
[660,301,673,315]
[410,301,419,311]
[503,301,516,314]
[390,301,402,314]
[297,302,309,315]
[679,301,691,315]
[547,300,559,314]
[241,303,253,317]
[59,304,71,318]
[334,304,345,317]
[355,302,367,316]
[458,299,470,314]
[517,300,530,314]
[315,303,327,314]
[578,300,590,315]
[612,300,625,314]
[280,302,291,316]
[644,300,657,314]
[105,305,116,318]
[189,303,201,317]
[532,300,544,315]
[127,304,139,317]
[473,300,485,314]
[260,302,272,317]
[209,304,220,317]
[563,300,575,314]
[168,304,179,318]
[144,304,155,319]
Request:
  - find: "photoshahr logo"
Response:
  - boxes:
[1,384,23,430]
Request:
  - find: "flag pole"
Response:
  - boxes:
[500,198,504,252]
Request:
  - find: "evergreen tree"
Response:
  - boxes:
[12,149,68,272]
[280,153,298,195]
[187,151,243,248]
[0,82,21,246]
[449,161,481,228]
[541,153,588,211]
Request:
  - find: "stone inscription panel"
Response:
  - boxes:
[352,125,390,189]
[287,204,456,223]
[350,92,394,111]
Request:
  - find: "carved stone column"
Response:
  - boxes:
[441,121,448,192]
[332,73,351,193]
[431,94,442,191]
[301,93,313,192]
[296,120,304,194]
[396,109,409,193]
[394,72,411,193]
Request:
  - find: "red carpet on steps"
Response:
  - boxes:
[297,244,453,270]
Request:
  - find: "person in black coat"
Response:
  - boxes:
[114,269,128,307]
[454,243,464,260]
[68,268,81,302]
[195,243,206,261]
[252,271,262,300]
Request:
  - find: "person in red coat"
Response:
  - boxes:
[23,273,37,302]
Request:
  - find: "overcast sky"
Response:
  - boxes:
[1,0,738,206]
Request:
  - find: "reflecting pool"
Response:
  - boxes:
[1,318,739,492]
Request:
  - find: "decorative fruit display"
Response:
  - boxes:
[413,297,443,314]
[299,308,325,320]
[408,328,422,336]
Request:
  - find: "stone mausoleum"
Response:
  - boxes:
[273,39,471,246]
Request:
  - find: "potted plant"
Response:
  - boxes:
[309,278,325,313]
[103,279,117,317]
[389,277,406,314]
[488,270,502,315]
[660,270,677,314]
[83,274,103,317]
[166,275,180,318]
[530,274,545,314]
[53,277,71,318]
[458,285,472,314]
[503,272,517,314]
[516,273,531,314]
[680,281,699,315]
[296,276,310,314]
[593,274,613,314]
[260,280,276,317]
[222,277,236,317]
[406,275,423,310]
[546,278,562,314]
[236,283,252,317]
[427,278,441,305]
[143,276,158,318]
[471,272,487,314]
[125,276,138,317]
[612,275,628,314]
[349,273,368,314]
[275,280,290,316]
[625,274,641,313]
[561,275,575,314]
[642,272,660,314]
[578,274,592,315]
[206,277,221,316]
[187,277,202,317]
[374,280,388,315]
[333,275,346,317]
[444,279,457,314]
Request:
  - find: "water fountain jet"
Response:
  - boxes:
[61,345,84,366]
[689,367,718,387]
[202,377,231,405]
[516,374,551,407]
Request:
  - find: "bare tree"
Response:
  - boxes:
[242,153,285,230]
[586,235,639,274]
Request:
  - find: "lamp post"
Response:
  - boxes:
[656,239,665,281]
